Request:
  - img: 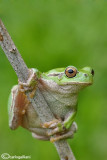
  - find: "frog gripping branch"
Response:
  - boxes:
[0,20,94,160]
[0,19,76,160]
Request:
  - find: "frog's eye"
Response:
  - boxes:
[65,66,77,78]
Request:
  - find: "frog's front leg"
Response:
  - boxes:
[42,110,77,136]
[19,68,38,98]
[8,85,29,130]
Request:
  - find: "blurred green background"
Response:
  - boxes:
[0,0,107,160]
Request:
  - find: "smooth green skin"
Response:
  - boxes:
[8,66,93,135]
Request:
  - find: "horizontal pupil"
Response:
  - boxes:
[68,69,73,74]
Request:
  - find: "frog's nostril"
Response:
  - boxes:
[84,73,88,77]
[91,69,94,76]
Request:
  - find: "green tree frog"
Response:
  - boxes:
[8,66,94,142]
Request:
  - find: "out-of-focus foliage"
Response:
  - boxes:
[0,1,107,160]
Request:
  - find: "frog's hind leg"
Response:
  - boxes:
[32,133,50,141]
[8,85,29,130]
[50,122,78,142]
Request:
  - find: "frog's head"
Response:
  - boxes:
[43,66,94,93]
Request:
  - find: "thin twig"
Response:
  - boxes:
[0,19,76,160]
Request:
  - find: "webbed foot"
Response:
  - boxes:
[41,119,65,136]
[50,122,78,142]
[42,119,78,142]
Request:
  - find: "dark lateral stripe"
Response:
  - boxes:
[48,73,60,76]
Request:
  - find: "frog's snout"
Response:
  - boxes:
[91,69,94,76]
[82,67,94,77]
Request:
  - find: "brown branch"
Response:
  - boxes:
[0,19,76,160]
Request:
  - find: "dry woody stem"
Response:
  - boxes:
[0,19,76,160]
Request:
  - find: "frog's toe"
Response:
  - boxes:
[50,130,74,142]
[41,119,61,129]
[47,123,66,136]
[47,127,61,136]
